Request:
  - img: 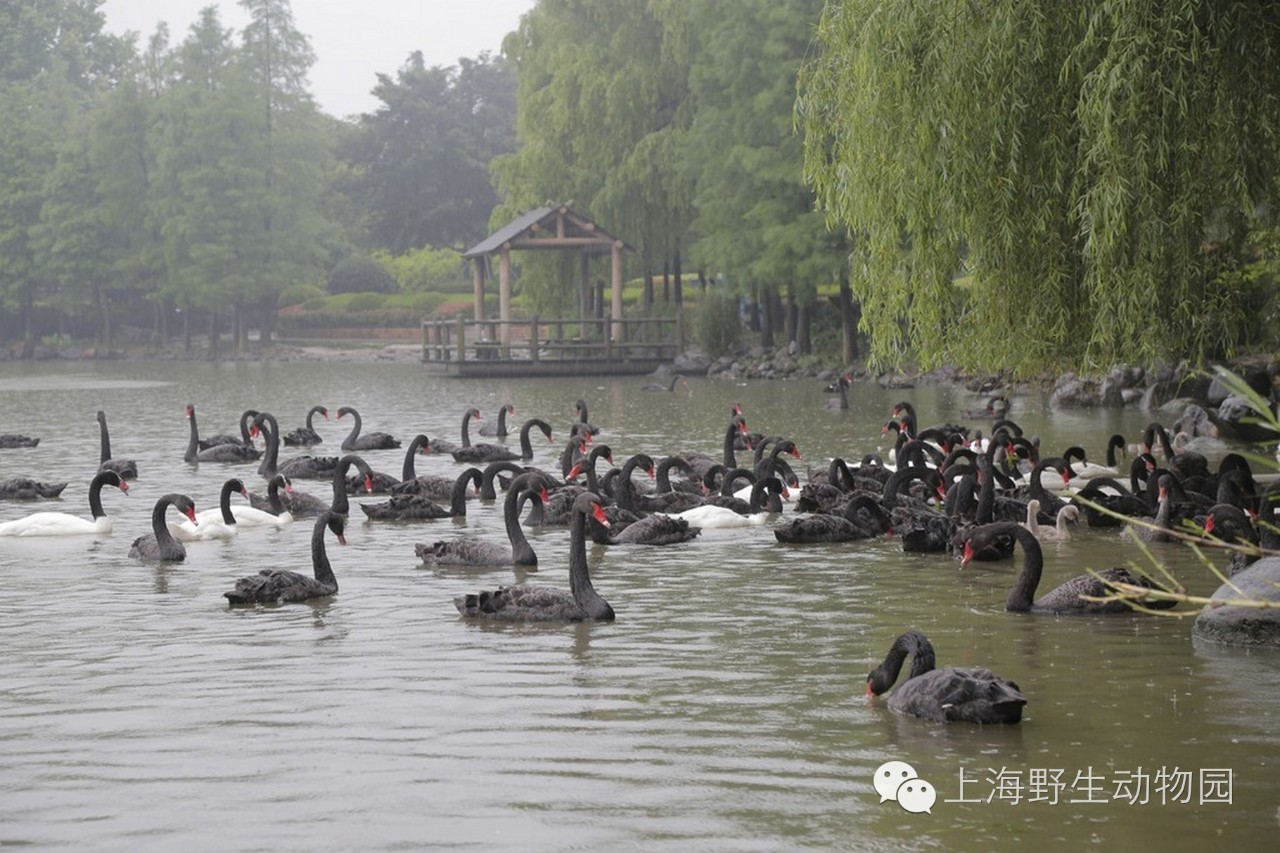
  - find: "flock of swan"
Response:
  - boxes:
[1,385,1267,728]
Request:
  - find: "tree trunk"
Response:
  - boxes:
[760,285,775,348]
[183,310,191,353]
[644,269,654,311]
[797,297,811,355]
[784,284,797,345]
[838,278,858,364]
[209,312,220,357]
[673,250,683,305]
[98,285,112,349]
[662,261,670,303]
[234,302,247,353]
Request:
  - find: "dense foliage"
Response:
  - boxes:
[798,0,1280,372]
[5,0,1280,373]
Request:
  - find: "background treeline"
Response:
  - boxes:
[3,0,1280,372]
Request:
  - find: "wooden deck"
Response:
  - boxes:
[420,315,683,378]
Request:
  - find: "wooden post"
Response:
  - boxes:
[472,260,485,322]
[530,316,540,362]
[421,320,428,362]
[610,240,624,343]
[499,246,512,351]
[456,315,467,363]
[676,310,685,352]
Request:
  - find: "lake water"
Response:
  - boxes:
[0,359,1276,851]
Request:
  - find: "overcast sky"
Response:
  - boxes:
[100,0,537,118]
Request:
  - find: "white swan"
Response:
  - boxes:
[0,471,128,536]
[168,478,247,542]
[671,504,771,529]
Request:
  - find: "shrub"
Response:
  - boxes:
[693,290,742,358]
[328,255,397,295]
[279,283,326,307]
[345,292,387,311]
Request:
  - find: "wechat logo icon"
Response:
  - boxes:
[873,760,936,814]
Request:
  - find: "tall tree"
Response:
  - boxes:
[492,0,695,315]
[798,0,1280,373]
[237,0,332,347]
[680,0,845,353]
[343,51,516,254]
[0,0,127,342]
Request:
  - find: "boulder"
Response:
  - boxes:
[1191,556,1280,647]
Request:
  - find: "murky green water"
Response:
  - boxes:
[0,360,1275,850]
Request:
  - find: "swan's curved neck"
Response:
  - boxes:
[98,414,112,464]
[568,503,608,616]
[184,408,199,463]
[256,414,279,478]
[88,475,110,519]
[1006,525,1045,612]
[218,481,237,525]
[311,519,337,588]
[402,435,429,481]
[340,408,363,449]
[505,479,538,564]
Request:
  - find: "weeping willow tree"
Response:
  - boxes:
[797,1,1280,374]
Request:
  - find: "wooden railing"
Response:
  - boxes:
[421,314,684,364]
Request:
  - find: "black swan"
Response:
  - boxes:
[337,406,401,451]
[589,509,701,545]
[426,407,480,455]
[388,433,448,496]
[0,477,68,500]
[254,412,338,481]
[961,522,1177,614]
[415,472,552,567]
[361,468,480,520]
[0,471,128,536]
[184,404,260,463]
[479,460,529,501]
[1202,503,1262,577]
[961,395,1011,420]
[197,409,259,451]
[128,493,197,562]
[169,478,247,541]
[0,433,40,448]
[96,410,137,480]
[642,374,688,393]
[284,454,374,518]
[824,374,851,410]
[453,492,615,622]
[282,405,329,447]
[774,494,891,544]
[572,398,601,436]
[451,412,521,463]
[224,511,346,604]
[478,403,515,437]
[866,630,1026,724]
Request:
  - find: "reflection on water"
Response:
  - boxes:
[0,359,1276,849]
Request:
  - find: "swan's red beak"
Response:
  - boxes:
[1203,516,1216,535]
[960,541,975,568]
[789,446,801,459]
[567,464,582,480]
[738,419,749,433]
[185,506,197,523]
[865,680,875,698]
[336,533,347,545]
[363,475,374,493]
[538,487,550,503]
[118,481,130,494]
[592,504,610,528]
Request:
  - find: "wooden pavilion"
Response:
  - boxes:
[461,203,631,348]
